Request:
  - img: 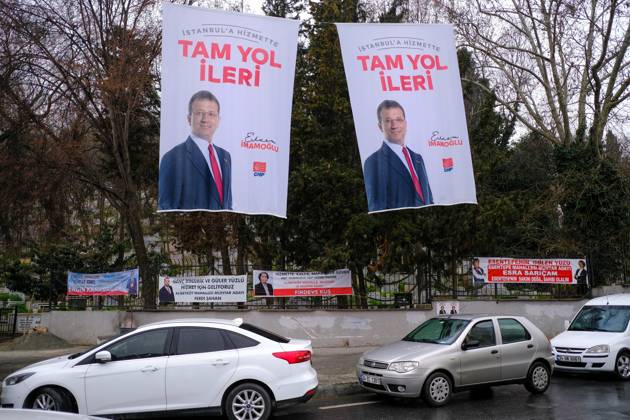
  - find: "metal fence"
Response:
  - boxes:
[0,307,18,337]
[50,258,591,311]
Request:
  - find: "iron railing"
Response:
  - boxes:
[46,259,591,311]
[0,307,18,337]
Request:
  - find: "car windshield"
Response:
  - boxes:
[403,318,470,345]
[569,305,630,333]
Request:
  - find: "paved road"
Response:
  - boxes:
[275,373,630,420]
[3,350,629,419]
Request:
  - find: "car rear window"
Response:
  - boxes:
[175,327,229,355]
[239,323,290,343]
[224,330,260,349]
[498,318,531,344]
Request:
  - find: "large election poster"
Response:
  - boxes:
[159,3,298,217]
[158,275,247,304]
[471,258,589,285]
[67,269,139,296]
[336,24,477,213]
[253,270,353,297]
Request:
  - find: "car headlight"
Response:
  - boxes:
[388,361,419,373]
[4,372,35,386]
[586,345,609,354]
[358,356,365,365]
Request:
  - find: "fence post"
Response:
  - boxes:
[11,306,18,336]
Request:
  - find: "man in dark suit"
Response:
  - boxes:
[159,277,175,304]
[363,100,433,212]
[159,90,232,210]
[254,272,274,296]
[472,258,486,285]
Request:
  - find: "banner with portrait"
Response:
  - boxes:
[470,257,588,285]
[158,275,247,304]
[67,269,139,296]
[336,24,477,213]
[252,269,353,297]
[159,3,299,217]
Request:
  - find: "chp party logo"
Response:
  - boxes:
[253,161,267,177]
[442,158,454,172]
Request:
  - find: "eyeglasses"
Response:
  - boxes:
[381,118,405,125]
[191,111,218,119]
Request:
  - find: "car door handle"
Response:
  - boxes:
[212,360,230,366]
[527,344,534,349]
[491,350,499,354]
[140,366,158,372]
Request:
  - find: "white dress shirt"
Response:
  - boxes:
[190,134,223,178]
[384,140,414,176]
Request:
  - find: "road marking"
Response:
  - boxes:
[319,400,381,410]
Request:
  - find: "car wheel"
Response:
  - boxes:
[225,383,272,420]
[30,387,72,411]
[422,372,452,407]
[524,361,550,394]
[615,351,630,380]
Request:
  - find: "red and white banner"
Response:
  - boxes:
[471,257,588,284]
[336,23,477,213]
[253,270,353,297]
[159,3,298,217]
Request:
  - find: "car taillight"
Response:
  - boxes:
[272,350,312,364]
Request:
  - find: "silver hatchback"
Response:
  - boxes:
[356,314,554,406]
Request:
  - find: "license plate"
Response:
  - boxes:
[557,355,581,362]
[360,374,381,385]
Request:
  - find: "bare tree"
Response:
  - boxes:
[447,0,630,151]
[0,0,161,307]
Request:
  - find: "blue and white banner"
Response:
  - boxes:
[67,269,139,296]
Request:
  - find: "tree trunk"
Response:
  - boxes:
[356,264,368,309]
[125,194,153,309]
[221,242,232,275]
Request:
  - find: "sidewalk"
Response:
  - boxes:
[311,346,374,398]
[0,345,373,399]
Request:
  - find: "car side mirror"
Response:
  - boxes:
[564,320,570,330]
[95,350,112,363]
[462,339,480,350]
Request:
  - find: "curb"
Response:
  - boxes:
[315,382,364,399]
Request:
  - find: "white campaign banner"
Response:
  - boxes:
[16,314,42,333]
[159,3,298,217]
[471,257,588,285]
[253,269,353,297]
[158,275,247,304]
[336,24,477,213]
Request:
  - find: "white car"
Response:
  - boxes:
[1,318,318,419]
[551,294,630,380]
[0,408,106,420]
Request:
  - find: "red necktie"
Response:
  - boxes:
[208,145,223,206]
[402,147,424,203]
